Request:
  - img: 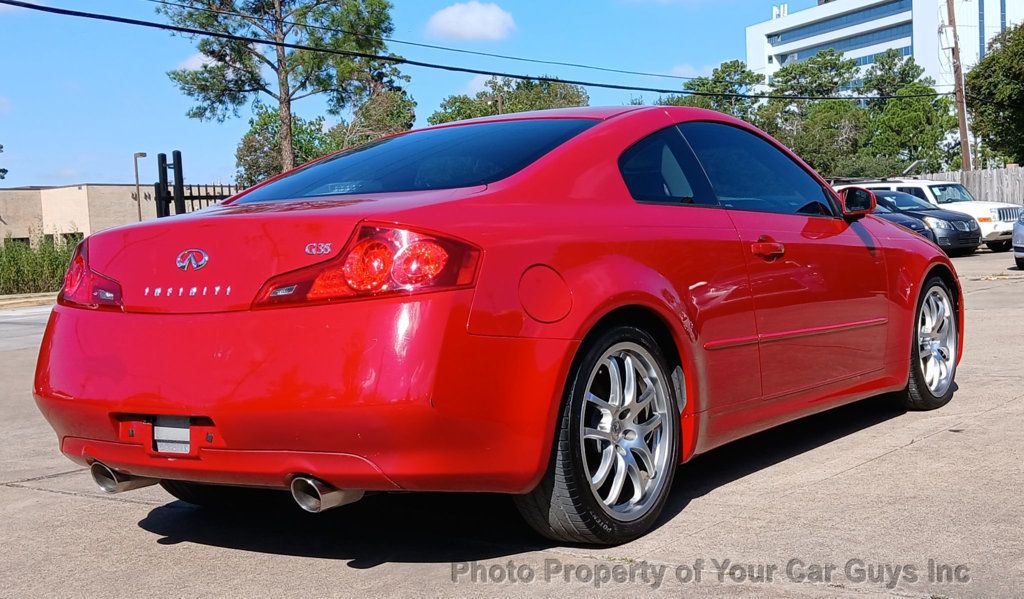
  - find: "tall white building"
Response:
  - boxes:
[746,0,1024,90]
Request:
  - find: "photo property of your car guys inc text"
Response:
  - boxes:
[2,0,1023,597]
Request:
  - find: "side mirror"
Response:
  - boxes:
[839,187,876,219]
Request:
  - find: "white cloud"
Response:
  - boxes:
[426,1,515,41]
[670,63,715,78]
[178,52,215,70]
[464,74,492,95]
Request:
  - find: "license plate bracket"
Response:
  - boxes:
[152,416,191,454]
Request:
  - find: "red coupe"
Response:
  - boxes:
[34,106,963,545]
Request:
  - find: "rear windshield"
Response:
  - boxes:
[235,118,596,203]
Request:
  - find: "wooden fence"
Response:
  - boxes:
[919,166,1024,206]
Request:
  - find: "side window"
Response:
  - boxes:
[678,122,836,217]
[897,186,929,201]
[618,127,716,205]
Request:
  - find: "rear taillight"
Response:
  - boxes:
[58,241,124,311]
[253,225,480,308]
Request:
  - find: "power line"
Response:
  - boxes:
[1,0,955,101]
[142,0,704,82]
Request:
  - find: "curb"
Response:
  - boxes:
[0,293,57,309]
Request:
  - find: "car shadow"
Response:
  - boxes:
[653,394,906,528]
[137,395,906,567]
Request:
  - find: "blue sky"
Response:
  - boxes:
[0,0,816,187]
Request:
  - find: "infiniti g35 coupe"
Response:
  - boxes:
[34,106,963,545]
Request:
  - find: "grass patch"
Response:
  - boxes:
[0,235,79,295]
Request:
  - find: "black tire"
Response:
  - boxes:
[895,276,958,411]
[986,240,1012,252]
[1015,256,1024,270]
[160,480,291,510]
[515,325,681,545]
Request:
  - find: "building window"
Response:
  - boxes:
[979,0,986,58]
[766,0,912,47]
[3,237,30,247]
[795,23,913,62]
[853,45,913,67]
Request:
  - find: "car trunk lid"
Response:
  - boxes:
[86,190,481,314]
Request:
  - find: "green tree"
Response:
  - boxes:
[769,49,858,97]
[0,144,7,180]
[966,24,1024,163]
[858,49,928,107]
[658,60,764,122]
[160,0,402,172]
[235,104,331,188]
[870,82,956,172]
[328,86,416,149]
[754,50,859,149]
[235,86,415,187]
[790,100,871,176]
[427,77,588,125]
[832,154,907,179]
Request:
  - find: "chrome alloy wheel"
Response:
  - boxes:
[579,342,674,522]
[918,285,957,396]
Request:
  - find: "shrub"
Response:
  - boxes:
[0,234,78,295]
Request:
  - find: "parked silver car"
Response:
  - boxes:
[1014,211,1024,269]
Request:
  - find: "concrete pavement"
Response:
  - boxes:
[1,250,1021,598]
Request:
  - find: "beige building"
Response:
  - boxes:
[0,184,160,243]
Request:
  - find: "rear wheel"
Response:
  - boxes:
[986,240,1012,252]
[515,326,681,545]
[1016,256,1024,270]
[160,480,290,510]
[896,277,958,411]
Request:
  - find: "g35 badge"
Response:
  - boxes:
[304,242,333,256]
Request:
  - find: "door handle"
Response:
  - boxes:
[751,238,785,260]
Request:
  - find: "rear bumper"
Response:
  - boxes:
[34,295,578,493]
[60,436,402,490]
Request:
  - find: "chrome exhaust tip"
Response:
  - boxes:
[89,462,157,494]
[290,476,364,513]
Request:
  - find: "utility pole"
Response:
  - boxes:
[945,0,972,171]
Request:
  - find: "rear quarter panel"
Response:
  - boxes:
[383,108,764,461]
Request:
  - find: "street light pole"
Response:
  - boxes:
[133,152,147,222]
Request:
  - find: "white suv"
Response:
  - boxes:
[856,178,1021,252]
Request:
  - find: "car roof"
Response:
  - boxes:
[435,106,647,127]
[423,105,746,129]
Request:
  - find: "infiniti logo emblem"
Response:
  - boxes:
[175,248,209,271]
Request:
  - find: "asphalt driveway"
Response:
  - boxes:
[1,250,1021,598]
